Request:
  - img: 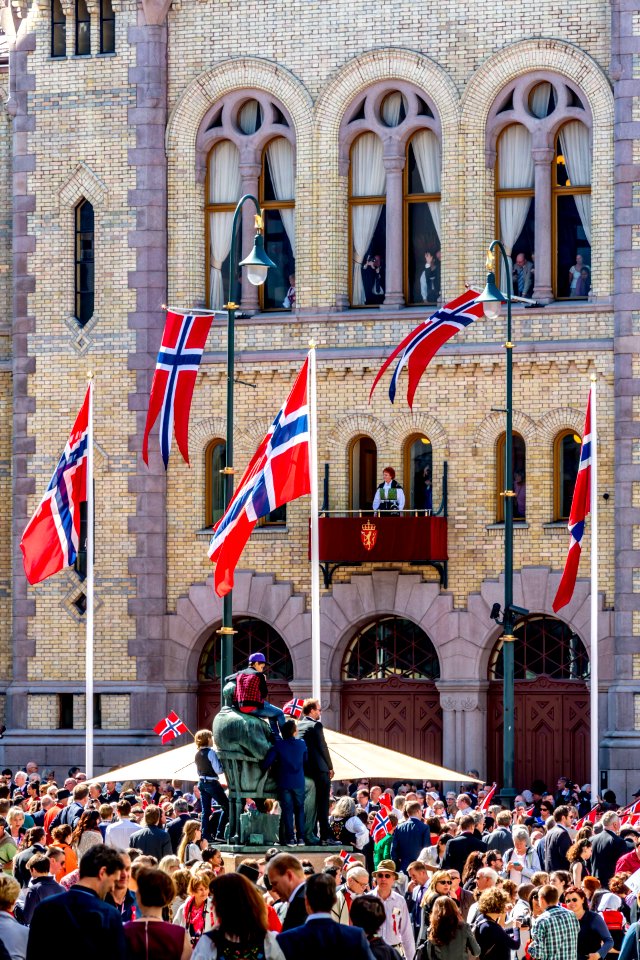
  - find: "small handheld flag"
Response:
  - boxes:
[553,390,593,612]
[339,849,356,868]
[371,810,392,844]
[154,711,188,745]
[574,806,599,830]
[283,698,305,720]
[479,783,497,811]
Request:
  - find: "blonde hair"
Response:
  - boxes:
[0,875,19,911]
[195,729,213,748]
[177,819,201,863]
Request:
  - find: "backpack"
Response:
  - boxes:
[601,909,626,931]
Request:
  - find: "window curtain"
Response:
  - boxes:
[559,121,592,242]
[381,92,406,127]
[530,82,552,119]
[498,125,534,257]
[351,133,386,305]
[412,130,442,238]
[266,138,296,255]
[208,141,242,310]
[238,100,260,134]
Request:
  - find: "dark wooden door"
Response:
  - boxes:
[197,680,293,730]
[487,677,589,788]
[341,677,442,762]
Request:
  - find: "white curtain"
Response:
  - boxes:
[412,130,442,238]
[559,121,592,242]
[381,92,406,127]
[530,82,552,119]
[266,138,296,255]
[238,100,260,134]
[208,141,242,310]
[498,124,534,256]
[351,133,386,305]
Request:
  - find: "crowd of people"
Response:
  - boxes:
[0,756,638,959]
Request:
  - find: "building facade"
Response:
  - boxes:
[0,0,638,793]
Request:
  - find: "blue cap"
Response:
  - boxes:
[248,653,266,663]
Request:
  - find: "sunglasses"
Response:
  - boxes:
[377,873,394,879]
[438,880,452,885]
[565,898,581,904]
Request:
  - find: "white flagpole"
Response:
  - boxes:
[85,374,95,778]
[309,343,322,702]
[589,376,599,801]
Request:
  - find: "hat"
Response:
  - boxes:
[428,792,440,801]
[248,653,266,664]
[372,859,398,877]
[57,789,71,801]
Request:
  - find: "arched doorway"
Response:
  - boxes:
[341,616,442,760]
[487,614,590,788]
[349,435,377,511]
[197,618,294,729]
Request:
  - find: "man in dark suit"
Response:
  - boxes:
[129,805,172,860]
[544,805,573,871]
[441,814,487,875]
[390,801,431,872]
[167,798,198,854]
[267,852,308,931]
[589,811,629,887]
[485,809,515,854]
[297,699,334,844]
[277,872,375,960]
[26,844,126,960]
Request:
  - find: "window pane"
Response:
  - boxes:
[76,0,90,55]
[263,208,295,310]
[352,206,386,306]
[344,617,440,681]
[408,203,440,305]
[408,437,432,510]
[209,441,226,526]
[75,201,94,325]
[499,196,535,270]
[261,504,287,525]
[559,433,580,519]
[513,434,526,519]
[350,436,377,510]
[52,0,66,57]
[557,195,591,298]
[215,223,242,308]
[100,0,115,54]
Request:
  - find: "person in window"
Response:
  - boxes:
[283,273,296,309]
[372,468,405,514]
[423,466,433,512]
[363,253,385,305]
[512,253,534,298]
[514,471,526,518]
[569,254,587,296]
[420,251,441,304]
[574,266,591,298]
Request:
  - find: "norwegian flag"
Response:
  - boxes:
[621,798,640,816]
[154,711,188,745]
[21,387,90,585]
[208,357,311,597]
[378,793,393,811]
[339,850,357,868]
[142,309,215,469]
[283,698,305,720]
[621,813,640,827]
[553,389,593,611]
[369,290,484,409]
[574,806,600,829]
[479,783,497,811]
[525,805,535,817]
[371,810,392,844]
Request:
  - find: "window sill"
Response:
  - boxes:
[196,526,289,540]
[96,52,117,58]
[486,522,529,530]
[543,521,568,530]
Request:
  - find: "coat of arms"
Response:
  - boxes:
[361,519,378,551]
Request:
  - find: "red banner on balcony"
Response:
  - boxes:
[312,515,447,563]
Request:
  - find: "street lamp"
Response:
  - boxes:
[218,195,275,696]
[476,240,518,808]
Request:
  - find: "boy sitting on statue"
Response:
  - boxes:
[226,652,286,738]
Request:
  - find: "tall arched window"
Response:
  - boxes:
[349,435,377,511]
[405,131,441,305]
[76,0,90,55]
[343,617,440,680]
[404,434,433,510]
[205,439,226,527]
[198,617,294,682]
[341,84,442,309]
[490,614,589,680]
[496,431,526,521]
[75,199,94,325]
[203,94,296,312]
[51,0,66,57]
[99,0,115,54]
[487,75,592,301]
[554,429,581,520]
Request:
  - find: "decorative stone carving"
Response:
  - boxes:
[140,0,172,25]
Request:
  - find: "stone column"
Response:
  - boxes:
[531,147,554,302]
[382,151,405,310]
[239,159,261,313]
[436,681,489,787]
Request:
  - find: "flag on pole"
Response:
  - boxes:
[574,806,599,830]
[339,849,357,868]
[154,711,188,745]
[553,390,593,612]
[479,783,497,811]
[283,698,305,720]
[621,813,640,827]
[208,357,311,597]
[371,810,392,844]
[369,290,484,408]
[21,387,90,585]
[142,309,215,468]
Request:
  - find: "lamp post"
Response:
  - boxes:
[477,241,518,808]
[218,195,275,696]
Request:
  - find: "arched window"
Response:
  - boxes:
[198,617,294,682]
[203,94,295,312]
[75,199,94,325]
[99,0,115,54]
[554,429,581,521]
[489,614,589,680]
[341,84,441,309]
[403,434,433,511]
[405,132,441,305]
[343,616,440,680]
[496,432,526,521]
[205,439,226,527]
[76,0,90,56]
[488,75,591,301]
[349,435,377,511]
[51,0,66,57]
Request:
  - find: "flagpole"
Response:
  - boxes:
[85,373,95,779]
[309,343,322,702]
[590,376,599,801]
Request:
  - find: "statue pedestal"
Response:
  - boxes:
[218,845,365,876]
